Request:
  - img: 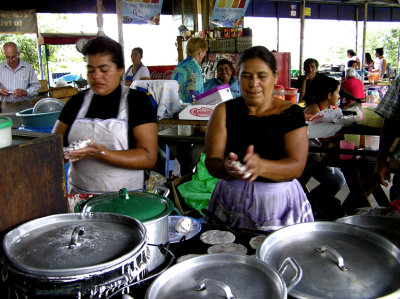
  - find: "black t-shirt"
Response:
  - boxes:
[225,97,306,182]
[59,85,157,148]
[296,72,327,106]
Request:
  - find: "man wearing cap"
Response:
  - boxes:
[0,42,40,113]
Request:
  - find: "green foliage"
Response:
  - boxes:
[359,28,399,69]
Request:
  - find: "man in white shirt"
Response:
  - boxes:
[0,42,40,113]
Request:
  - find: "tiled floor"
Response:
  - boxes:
[306,176,392,208]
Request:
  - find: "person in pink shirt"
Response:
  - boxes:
[341,68,365,108]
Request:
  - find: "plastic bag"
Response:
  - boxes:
[177,153,217,213]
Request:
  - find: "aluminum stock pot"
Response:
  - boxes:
[75,187,174,272]
[2,213,148,298]
[256,221,400,299]
[336,215,400,248]
[145,254,302,299]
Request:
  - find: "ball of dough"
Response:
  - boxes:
[175,217,192,233]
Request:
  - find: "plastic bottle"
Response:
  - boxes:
[273,85,285,100]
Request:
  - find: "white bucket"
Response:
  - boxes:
[0,117,13,148]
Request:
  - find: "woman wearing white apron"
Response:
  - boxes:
[52,37,158,194]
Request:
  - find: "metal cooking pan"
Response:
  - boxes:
[256,221,400,299]
[336,215,400,248]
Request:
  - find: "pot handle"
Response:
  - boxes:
[315,245,348,272]
[194,278,235,299]
[278,257,303,292]
[152,186,170,197]
[68,226,85,249]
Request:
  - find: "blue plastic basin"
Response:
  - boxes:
[16,108,61,127]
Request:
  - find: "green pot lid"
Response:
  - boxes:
[0,117,12,129]
[76,188,174,222]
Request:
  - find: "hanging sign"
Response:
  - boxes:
[0,10,37,34]
[122,0,163,25]
[211,0,250,28]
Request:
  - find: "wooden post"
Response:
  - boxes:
[116,0,124,51]
[96,0,105,36]
[361,1,368,84]
[355,7,359,51]
[299,0,305,74]
[277,17,280,52]
[193,0,198,32]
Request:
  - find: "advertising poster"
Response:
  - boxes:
[0,10,37,34]
[211,0,250,28]
[122,0,163,25]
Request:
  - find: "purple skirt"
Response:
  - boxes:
[206,179,314,231]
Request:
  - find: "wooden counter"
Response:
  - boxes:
[0,130,67,234]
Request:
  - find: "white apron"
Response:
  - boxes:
[68,85,144,193]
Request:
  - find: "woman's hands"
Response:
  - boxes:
[224,145,259,181]
[65,140,107,162]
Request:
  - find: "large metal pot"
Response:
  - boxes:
[75,187,174,272]
[145,254,302,299]
[256,221,400,299]
[336,215,400,248]
[2,212,148,298]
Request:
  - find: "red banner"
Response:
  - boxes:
[148,65,176,80]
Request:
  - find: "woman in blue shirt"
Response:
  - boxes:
[171,37,208,103]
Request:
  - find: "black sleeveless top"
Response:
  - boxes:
[225,97,306,182]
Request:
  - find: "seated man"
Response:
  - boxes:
[204,59,241,98]
[296,58,328,106]
[341,67,365,108]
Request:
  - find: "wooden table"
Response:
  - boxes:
[309,124,399,212]
[158,118,398,211]
[158,125,206,176]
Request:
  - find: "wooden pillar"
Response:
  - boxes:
[193,0,198,32]
[397,29,400,76]
[116,0,124,51]
[277,17,280,52]
[96,0,105,36]
[355,7,358,52]
[299,0,305,74]
[361,1,368,84]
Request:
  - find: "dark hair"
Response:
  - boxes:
[375,48,384,56]
[365,52,373,64]
[238,46,277,74]
[317,77,340,102]
[83,36,124,69]
[347,49,356,57]
[132,47,143,57]
[217,59,233,70]
[303,58,319,69]
[347,60,357,68]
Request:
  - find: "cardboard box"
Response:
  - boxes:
[195,84,233,105]
[179,104,216,120]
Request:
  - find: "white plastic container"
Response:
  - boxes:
[195,84,233,105]
[0,117,13,148]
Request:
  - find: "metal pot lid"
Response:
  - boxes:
[76,188,174,223]
[145,254,301,299]
[256,222,400,299]
[33,97,65,114]
[336,215,400,248]
[3,213,146,278]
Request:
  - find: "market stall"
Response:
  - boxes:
[37,32,97,87]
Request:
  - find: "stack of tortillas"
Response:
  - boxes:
[200,230,247,255]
